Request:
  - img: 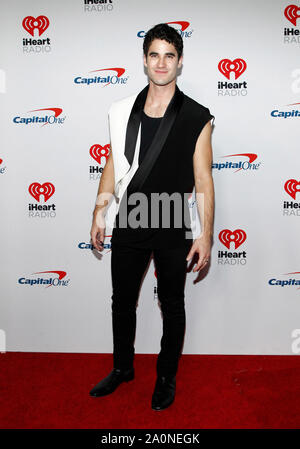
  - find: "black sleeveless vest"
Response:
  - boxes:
[111,85,214,249]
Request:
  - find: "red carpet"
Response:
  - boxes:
[0,352,299,429]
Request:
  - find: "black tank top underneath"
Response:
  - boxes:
[139,111,162,165]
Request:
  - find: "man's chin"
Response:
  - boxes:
[149,77,174,87]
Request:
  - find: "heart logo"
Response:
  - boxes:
[284,5,300,26]
[219,229,247,250]
[22,16,50,37]
[284,179,300,200]
[89,144,110,165]
[218,58,247,80]
[28,182,55,202]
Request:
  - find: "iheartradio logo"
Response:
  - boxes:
[28,182,56,218]
[84,0,114,13]
[284,5,300,44]
[22,16,51,53]
[28,182,55,202]
[284,179,300,200]
[283,179,300,216]
[89,144,110,180]
[219,229,247,249]
[218,229,247,265]
[90,144,110,164]
[22,16,49,36]
[284,5,300,26]
[218,58,247,80]
[217,58,248,96]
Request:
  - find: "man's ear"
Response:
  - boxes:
[178,55,183,68]
[143,53,147,68]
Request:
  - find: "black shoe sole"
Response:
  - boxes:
[151,402,174,411]
[151,396,175,411]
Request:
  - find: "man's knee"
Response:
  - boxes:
[158,294,185,315]
[111,293,138,313]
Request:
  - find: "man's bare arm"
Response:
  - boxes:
[193,120,215,239]
[186,120,215,271]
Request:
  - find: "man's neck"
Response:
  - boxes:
[146,80,176,108]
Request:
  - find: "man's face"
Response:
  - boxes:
[143,38,183,87]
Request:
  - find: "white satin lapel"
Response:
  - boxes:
[115,123,141,213]
[108,93,138,200]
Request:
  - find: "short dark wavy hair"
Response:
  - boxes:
[143,23,183,59]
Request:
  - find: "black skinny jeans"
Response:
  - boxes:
[110,240,193,377]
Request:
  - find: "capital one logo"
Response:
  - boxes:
[90,67,125,78]
[269,272,300,290]
[22,16,49,36]
[218,59,247,80]
[219,229,247,249]
[284,179,300,199]
[74,68,128,86]
[212,153,260,173]
[90,144,110,165]
[33,271,67,288]
[13,107,65,126]
[167,20,190,31]
[284,5,300,26]
[18,270,69,288]
[137,21,193,38]
[28,182,55,202]
[166,20,192,37]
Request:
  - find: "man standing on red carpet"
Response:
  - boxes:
[89,23,215,410]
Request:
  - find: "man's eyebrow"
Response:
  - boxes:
[148,51,176,56]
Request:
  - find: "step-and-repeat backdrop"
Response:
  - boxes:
[1,0,300,355]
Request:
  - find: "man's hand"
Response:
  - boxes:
[90,208,106,251]
[186,233,212,272]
